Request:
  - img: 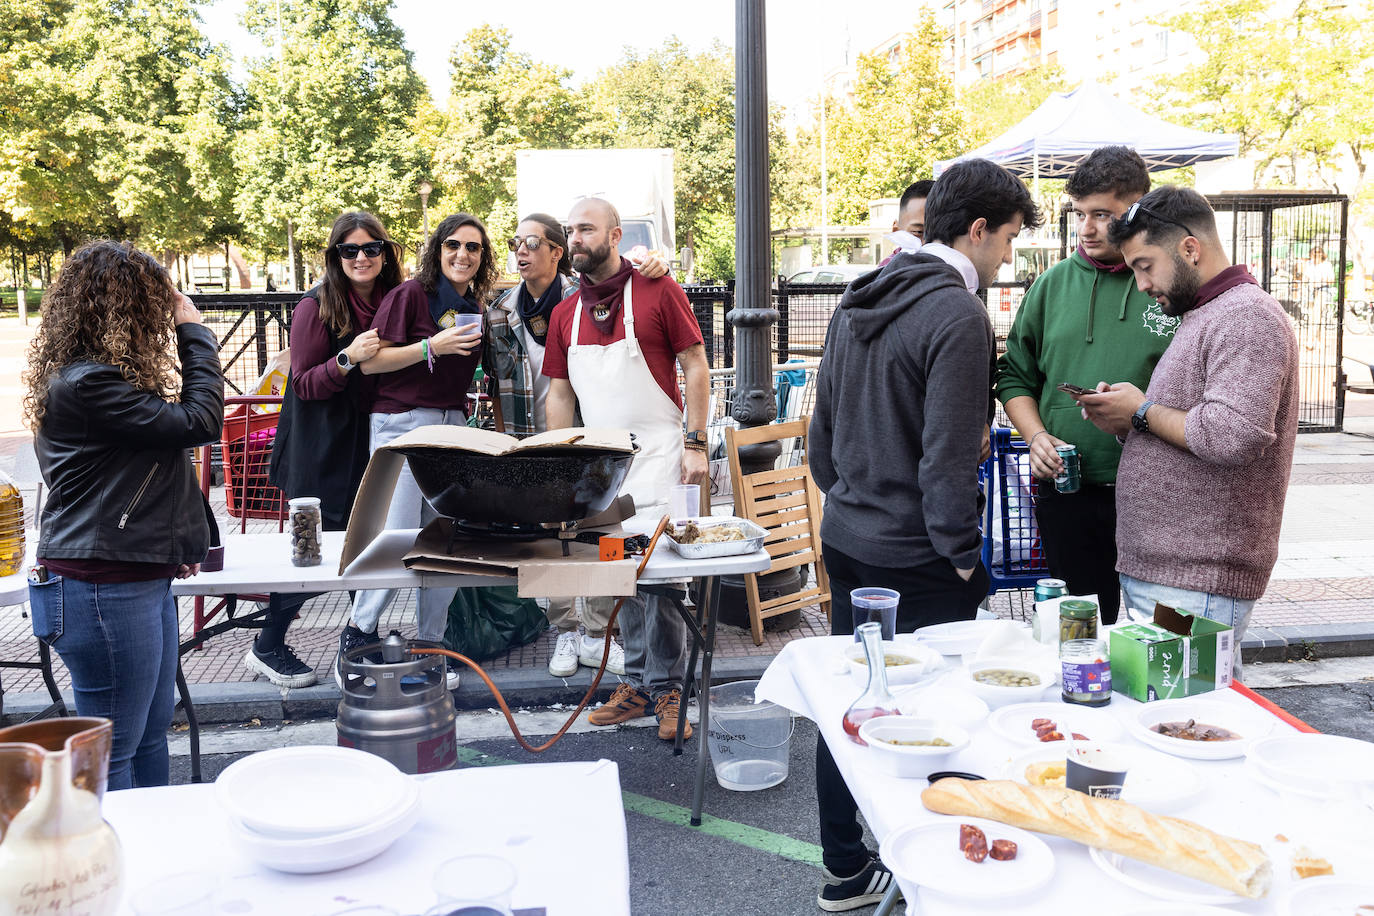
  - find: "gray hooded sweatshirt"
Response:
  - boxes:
[808,251,994,571]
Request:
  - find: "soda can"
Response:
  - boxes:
[1034,578,1068,604]
[1054,444,1081,493]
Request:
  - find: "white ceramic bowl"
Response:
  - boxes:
[843,640,945,687]
[858,716,969,779]
[1129,698,1273,760]
[964,657,1058,709]
[216,746,411,839]
[896,686,990,730]
[227,778,422,873]
[1247,733,1374,791]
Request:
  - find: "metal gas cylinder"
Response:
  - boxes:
[336,631,457,774]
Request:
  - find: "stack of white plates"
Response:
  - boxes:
[216,746,422,873]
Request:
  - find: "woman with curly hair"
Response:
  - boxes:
[24,240,223,790]
[336,213,492,688]
[253,211,395,688]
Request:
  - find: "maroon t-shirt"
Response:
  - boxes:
[289,287,384,410]
[542,273,703,409]
[39,558,178,583]
[369,278,481,415]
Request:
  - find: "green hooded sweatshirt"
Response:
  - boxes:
[996,251,1179,485]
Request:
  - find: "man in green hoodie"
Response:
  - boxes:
[996,146,1177,623]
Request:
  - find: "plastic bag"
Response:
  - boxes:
[442,586,547,662]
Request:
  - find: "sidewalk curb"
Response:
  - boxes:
[1,655,776,726]
[7,627,1374,725]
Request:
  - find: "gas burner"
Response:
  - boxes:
[451,520,551,542]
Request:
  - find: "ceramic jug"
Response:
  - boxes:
[0,717,123,916]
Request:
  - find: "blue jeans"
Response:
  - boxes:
[1119,573,1254,682]
[29,575,179,790]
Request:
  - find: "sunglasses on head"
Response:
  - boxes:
[1122,201,1195,240]
[336,241,386,260]
[507,235,550,253]
[442,239,483,254]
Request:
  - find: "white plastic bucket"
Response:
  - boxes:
[706,680,794,791]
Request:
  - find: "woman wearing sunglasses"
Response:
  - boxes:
[255,211,395,687]
[486,213,670,679]
[338,213,495,688]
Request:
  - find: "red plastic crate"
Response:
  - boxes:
[221,405,287,520]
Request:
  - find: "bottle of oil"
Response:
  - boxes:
[0,470,25,577]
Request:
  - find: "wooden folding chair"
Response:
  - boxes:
[725,418,831,645]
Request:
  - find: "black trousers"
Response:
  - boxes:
[816,543,990,875]
[1033,484,1121,625]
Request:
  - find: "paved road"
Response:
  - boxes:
[161,670,1374,916]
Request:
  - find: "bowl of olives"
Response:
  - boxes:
[843,639,945,687]
[964,657,1058,708]
[858,716,970,779]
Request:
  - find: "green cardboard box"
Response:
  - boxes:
[1109,603,1235,702]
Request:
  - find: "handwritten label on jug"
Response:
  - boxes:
[17,860,119,915]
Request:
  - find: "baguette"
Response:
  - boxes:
[921,778,1271,898]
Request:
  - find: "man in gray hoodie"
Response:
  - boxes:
[808,158,1041,912]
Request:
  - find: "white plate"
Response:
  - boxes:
[227,778,421,873]
[914,620,1028,656]
[1119,905,1247,915]
[1129,698,1273,760]
[216,746,410,838]
[896,686,990,729]
[879,817,1054,901]
[1248,733,1374,789]
[1281,876,1374,916]
[1002,742,1204,812]
[986,701,1125,746]
[1088,847,1247,905]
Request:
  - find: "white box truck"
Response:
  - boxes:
[515,148,676,257]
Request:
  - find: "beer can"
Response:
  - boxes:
[1034,578,1068,604]
[1054,444,1081,493]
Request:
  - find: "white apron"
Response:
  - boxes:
[567,279,684,520]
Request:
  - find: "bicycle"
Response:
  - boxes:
[1346,298,1374,335]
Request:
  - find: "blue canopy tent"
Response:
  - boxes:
[935,82,1239,185]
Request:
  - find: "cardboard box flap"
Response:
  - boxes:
[1150,603,1231,638]
[379,425,634,457]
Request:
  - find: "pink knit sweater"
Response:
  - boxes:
[1115,281,1298,599]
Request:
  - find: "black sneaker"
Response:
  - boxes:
[243,643,317,689]
[334,625,382,689]
[817,853,901,912]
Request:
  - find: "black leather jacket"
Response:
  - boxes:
[35,323,224,565]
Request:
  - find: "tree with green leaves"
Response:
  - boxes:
[431,25,588,244]
[0,0,237,255]
[820,10,965,227]
[234,0,429,280]
[959,65,1068,150]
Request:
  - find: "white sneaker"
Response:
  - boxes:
[548,630,581,677]
[580,634,626,676]
[443,657,461,691]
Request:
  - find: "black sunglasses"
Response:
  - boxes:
[1122,201,1195,240]
[442,239,483,254]
[336,241,386,260]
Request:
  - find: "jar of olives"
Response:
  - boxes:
[1058,599,1098,644]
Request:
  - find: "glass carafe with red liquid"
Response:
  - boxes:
[841,621,900,745]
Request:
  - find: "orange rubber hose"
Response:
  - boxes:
[409,514,673,754]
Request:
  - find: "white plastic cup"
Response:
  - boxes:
[453,313,482,335]
[432,854,517,915]
[670,483,700,522]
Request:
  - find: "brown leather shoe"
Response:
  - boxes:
[655,688,693,740]
[588,683,650,725]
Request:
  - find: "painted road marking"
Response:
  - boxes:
[454,746,823,867]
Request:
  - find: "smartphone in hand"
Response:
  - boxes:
[1057,382,1095,397]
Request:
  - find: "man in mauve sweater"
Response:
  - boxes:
[1078,186,1298,680]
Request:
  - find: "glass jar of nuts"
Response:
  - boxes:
[288,496,323,567]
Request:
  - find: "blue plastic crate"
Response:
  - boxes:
[980,426,1049,594]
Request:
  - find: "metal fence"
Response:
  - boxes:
[191,292,295,395]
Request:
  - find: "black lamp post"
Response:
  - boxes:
[718,0,801,628]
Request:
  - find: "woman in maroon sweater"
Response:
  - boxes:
[256,211,397,687]
[337,213,495,688]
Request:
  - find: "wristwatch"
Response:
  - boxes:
[1131,399,1156,434]
[336,350,356,372]
[684,430,706,445]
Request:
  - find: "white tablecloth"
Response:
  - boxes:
[756,635,1368,915]
[103,760,630,916]
[171,529,770,596]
